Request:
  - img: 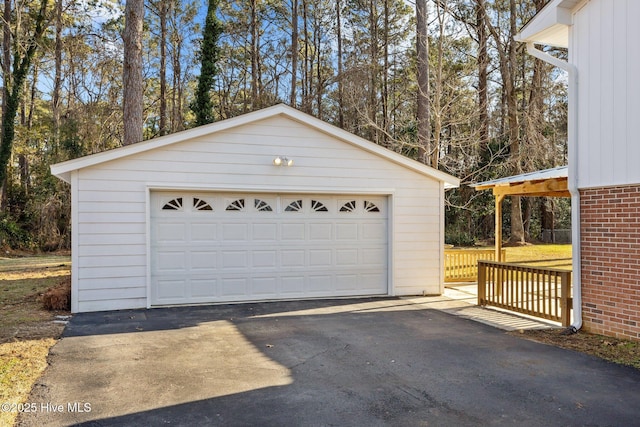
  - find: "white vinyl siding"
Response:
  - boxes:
[573,0,640,189]
[72,115,445,312]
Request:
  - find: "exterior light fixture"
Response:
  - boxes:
[273,156,294,167]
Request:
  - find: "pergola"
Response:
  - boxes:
[473,166,569,261]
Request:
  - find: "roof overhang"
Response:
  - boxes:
[474,166,569,198]
[516,0,583,48]
[51,104,460,189]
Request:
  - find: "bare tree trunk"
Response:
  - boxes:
[250,0,259,108]
[123,0,144,145]
[416,0,429,164]
[314,11,322,119]
[476,0,488,153]
[20,79,26,125]
[368,0,378,143]
[18,153,28,191]
[27,62,39,129]
[302,0,310,113]
[0,0,11,205]
[506,0,524,244]
[170,7,184,132]
[52,0,63,157]
[484,0,524,244]
[432,1,447,169]
[381,0,389,145]
[2,0,11,119]
[171,37,182,131]
[336,0,344,128]
[524,198,533,238]
[159,0,169,135]
[290,0,297,107]
[526,0,548,167]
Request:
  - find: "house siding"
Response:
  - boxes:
[571,0,640,341]
[521,0,640,341]
[72,115,445,312]
[580,185,640,340]
[573,0,640,190]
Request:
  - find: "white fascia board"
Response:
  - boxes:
[281,107,460,189]
[517,0,581,48]
[50,103,460,189]
[50,105,291,183]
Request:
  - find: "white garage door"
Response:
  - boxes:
[150,192,388,305]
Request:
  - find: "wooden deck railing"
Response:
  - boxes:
[445,249,505,282]
[477,260,572,326]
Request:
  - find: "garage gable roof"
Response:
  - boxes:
[516,0,582,48]
[51,104,460,188]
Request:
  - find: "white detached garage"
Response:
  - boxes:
[52,104,459,313]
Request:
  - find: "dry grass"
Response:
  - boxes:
[0,255,71,426]
[0,339,57,427]
[458,244,573,269]
[0,268,70,341]
[511,329,640,370]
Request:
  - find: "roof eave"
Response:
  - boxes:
[51,168,72,184]
[281,110,460,188]
[50,105,291,181]
[50,104,460,189]
[516,0,581,48]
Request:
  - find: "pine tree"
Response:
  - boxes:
[123,0,144,145]
[192,0,222,126]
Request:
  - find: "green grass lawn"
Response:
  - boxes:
[0,255,70,273]
[446,244,573,275]
[503,244,572,270]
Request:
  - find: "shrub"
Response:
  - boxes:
[0,215,31,248]
[445,229,476,247]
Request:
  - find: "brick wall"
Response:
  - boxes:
[580,185,640,340]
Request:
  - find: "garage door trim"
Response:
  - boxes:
[146,187,394,307]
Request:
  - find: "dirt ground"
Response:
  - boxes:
[510,328,640,369]
[0,257,71,344]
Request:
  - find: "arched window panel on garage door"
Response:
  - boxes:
[311,200,329,212]
[162,197,183,211]
[193,197,213,211]
[226,198,245,211]
[254,199,273,212]
[284,199,303,212]
[339,200,357,213]
[364,200,381,213]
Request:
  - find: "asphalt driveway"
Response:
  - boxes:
[18,297,640,426]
